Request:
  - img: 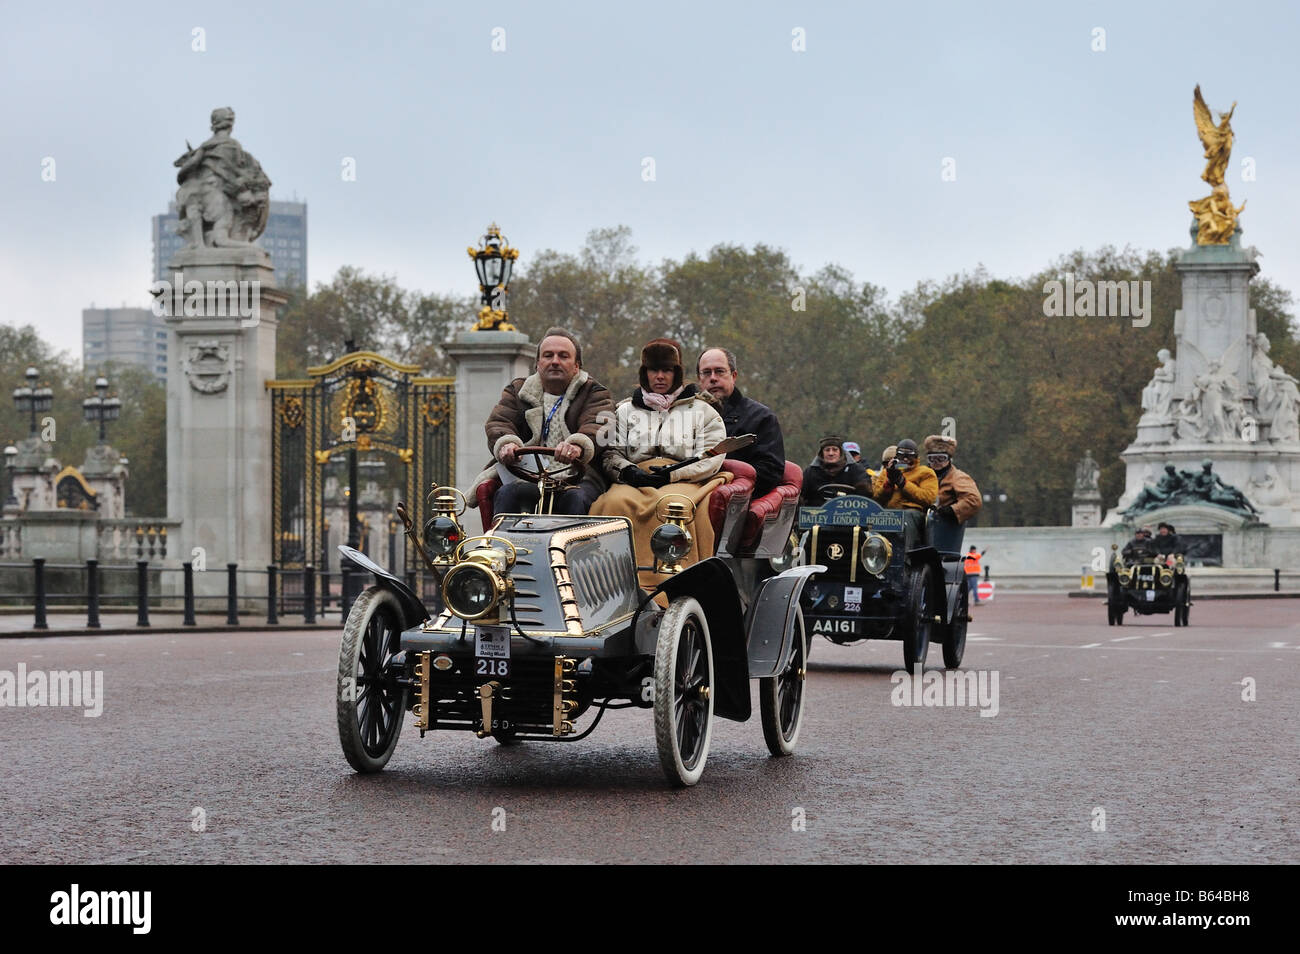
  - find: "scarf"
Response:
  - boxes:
[640,385,684,412]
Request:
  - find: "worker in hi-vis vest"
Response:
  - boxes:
[964,546,986,604]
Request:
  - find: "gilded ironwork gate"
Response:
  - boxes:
[268,352,454,601]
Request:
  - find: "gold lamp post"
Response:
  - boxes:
[467,223,519,331]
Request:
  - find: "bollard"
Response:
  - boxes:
[136,560,150,627]
[86,559,101,629]
[341,559,358,620]
[984,565,990,581]
[1275,568,1280,592]
[266,565,279,625]
[226,563,238,625]
[320,571,330,615]
[182,562,197,626]
[33,558,48,630]
[303,565,316,624]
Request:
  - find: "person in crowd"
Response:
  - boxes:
[1122,525,1158,561]
[696,346,786,498]
[870,439,938,511]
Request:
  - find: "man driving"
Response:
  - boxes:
[473,326,613,515]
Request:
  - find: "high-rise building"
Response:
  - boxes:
[82,306,170,384]
[152,198,308,289]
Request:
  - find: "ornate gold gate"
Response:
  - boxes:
[267,352,454,585]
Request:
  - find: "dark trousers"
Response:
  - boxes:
[494,480,587,516]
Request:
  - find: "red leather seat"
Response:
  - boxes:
[476,478,501,531]
[741,460,803,547]
[712,460,756,540]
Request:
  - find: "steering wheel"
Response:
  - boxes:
[819,483,861,501]
[502,445,585,486]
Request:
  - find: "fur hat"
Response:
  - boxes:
[881,444,897,464]
[819,435,844,453]
[640,337,684,391]
[923,434,957,455]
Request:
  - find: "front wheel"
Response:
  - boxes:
[337,586,408,773]
[760,607,808,756]
[654,597,715,787]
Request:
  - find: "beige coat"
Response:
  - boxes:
[601,387,726,483]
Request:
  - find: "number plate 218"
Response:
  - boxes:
[475,625,511,677]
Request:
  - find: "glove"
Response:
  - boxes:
[887,466,904,487]
[621,465,650,487]
[936,504,956,521]
[645,470,671,489]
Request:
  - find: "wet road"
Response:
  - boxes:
[2,595,1296,864]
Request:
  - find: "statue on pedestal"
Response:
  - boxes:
[173,107,271,248]
[1176,358,1244,442]
[1074,450,1101,494]
[1188,86,1245,245]
[1140,348,1177,420]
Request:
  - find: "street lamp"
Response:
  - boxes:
[13,367,53,437]
[982,489,1009,526]
[466,223,519,331]
[82,376,121,444]
[3,442,17,509]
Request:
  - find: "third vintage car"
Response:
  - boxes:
[1106,544,1191,626]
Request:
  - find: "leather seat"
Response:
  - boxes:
[740,460,803,548]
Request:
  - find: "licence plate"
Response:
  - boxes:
[475,625,510,677]
[1145,591,1155,602]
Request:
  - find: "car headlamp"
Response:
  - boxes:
[651,523,692,573]
[442,562,506,620]
[859,533,893,576]
[1159,569,1173,586]
[1117,567,1132,584]
[423,515,462,559]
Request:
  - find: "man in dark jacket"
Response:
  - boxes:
[475,327,614,515]
[697,347,786,497]
[1153,522,1183,556]
[801,436,868,504]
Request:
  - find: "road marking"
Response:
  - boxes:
[1080,643,1102,649]
[1149,632,1172,637]
[1110,635,1144,642]
[967,636,1000,641]
[1267,642,1292,649]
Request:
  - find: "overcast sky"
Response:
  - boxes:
[4,0,1300,360]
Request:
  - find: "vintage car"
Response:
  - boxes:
[795,490,970,670]
[1106,544,1191,626]
[335,445,819,787]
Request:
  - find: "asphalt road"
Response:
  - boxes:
[1,594,1296,864]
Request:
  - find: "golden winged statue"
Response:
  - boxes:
[1188,85,1243,244]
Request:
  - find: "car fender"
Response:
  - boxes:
[746,565,824,678]
[655,558,750,722]
[338,545,430,629]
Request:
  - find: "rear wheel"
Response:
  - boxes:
[1106,578,1120,626]
[901,564,934,671]
[654,597,715,787]
[337,586,408,773]
[760,607,808,756]
[1175,580,1191,626]
[942,579,969,669]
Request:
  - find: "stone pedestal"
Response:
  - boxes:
[443,331,535,493]
[1071,493,1103,527]
[1107,227,1300,528]
[162,246,289,596]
